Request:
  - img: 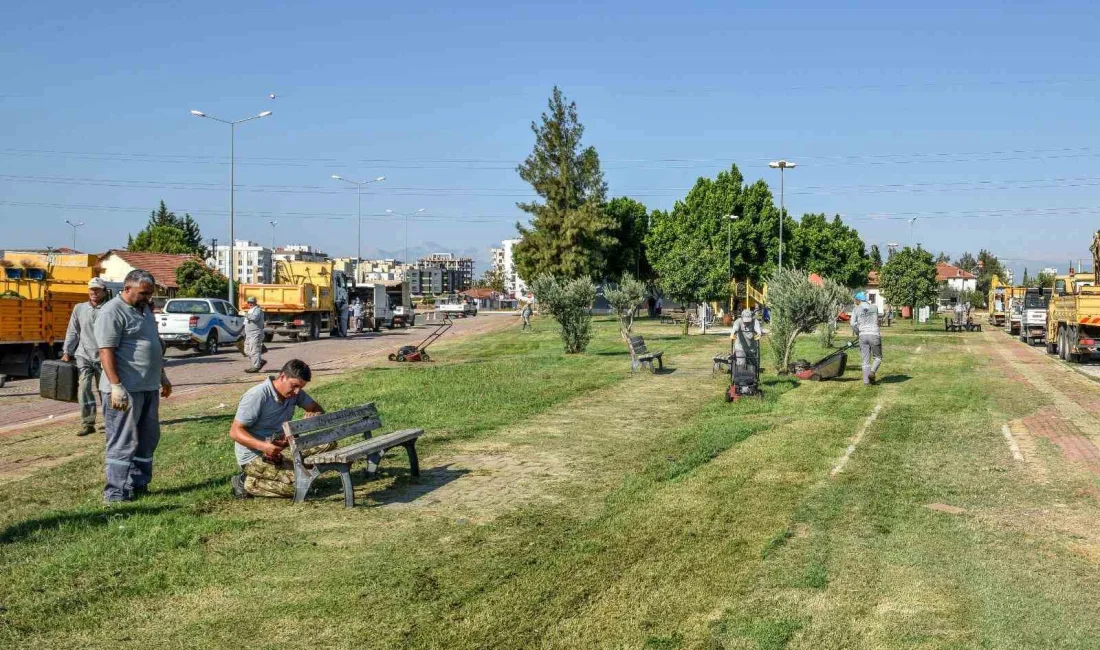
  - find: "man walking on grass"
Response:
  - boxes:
[62,277,108,436]
[521,302,533,330]
[850,291,883,386]
[95,269,172,503]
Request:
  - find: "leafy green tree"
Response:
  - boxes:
[879,246,939,318]
[975,249,1005,301]
[175,259,228,298]
[129,201,206,256]
[787,213,871,288]
[604,197,652,281]
[869,244,883,270]
[603,272,646,339]
[817,276,853,348]
[956,251,978,274]
[475,269,506,293]
[513,87,613,280]
[1035,271,1056,288]
[529,274,597,353]
[1021,268,1031,286]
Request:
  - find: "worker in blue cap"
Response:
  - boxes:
[850,291,882,385]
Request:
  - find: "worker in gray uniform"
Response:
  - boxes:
[62,277,108,436]
[243,296,266,373]
[730,309,763,369]
[850,291,882,385]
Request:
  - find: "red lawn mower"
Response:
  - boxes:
[388,317,453,362]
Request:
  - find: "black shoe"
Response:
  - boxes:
[231,474,251,499]
[131,485,149,498]
[257,359,268,370]
[77,424,95,437]
[244,367,260,374]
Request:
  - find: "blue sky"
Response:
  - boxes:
[2,0,1099,278]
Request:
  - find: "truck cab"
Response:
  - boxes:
[1020,288,1050,345]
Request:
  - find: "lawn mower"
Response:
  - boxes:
[788,339,858,381]
[388,317,452,362]
[725,328,764,402]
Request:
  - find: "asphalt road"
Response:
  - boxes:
[0,312,512,436]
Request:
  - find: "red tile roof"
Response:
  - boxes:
[867,270,880,286]
[936,262,977,282]
[106,250,198,290]
[460,288,499,300]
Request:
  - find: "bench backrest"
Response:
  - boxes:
[628,336,648,356]
[282,402,382,453]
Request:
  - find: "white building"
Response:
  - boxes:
[272,244,328,263]
[936,262,977,292]
[501,239,528,298]
[356,259,408,284]
[490,247,505,274]
[211,240,272,285]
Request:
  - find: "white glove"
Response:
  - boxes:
[110,384,130,411]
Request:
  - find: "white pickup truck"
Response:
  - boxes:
[157,298,245,355]
[439,297,478,318]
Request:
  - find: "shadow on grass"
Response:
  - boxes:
[0,503,181,544]
[878,374,912,384]
[363,464,472,506]
[161,413,235,426]
[149,475,233,498]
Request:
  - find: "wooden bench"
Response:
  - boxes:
[943,317,982,333]
[281,402,424,508]
[628,335,665,373]
[712,352,732,375]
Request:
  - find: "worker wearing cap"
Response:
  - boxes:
[850,291,882,385]
[62,278,109,436]
[243,296,266,374]
[730,309,762,369]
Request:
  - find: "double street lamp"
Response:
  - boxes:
[64,220,84,251]
[331,175,386,274]
[190,108,273,303]
[385,208,426,268]
[768,160,797,269]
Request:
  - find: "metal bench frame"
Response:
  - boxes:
[628,335,665,373]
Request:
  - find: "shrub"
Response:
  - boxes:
[603,273,646,340]
[529,275,597,353]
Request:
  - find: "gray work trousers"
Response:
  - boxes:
[244,333,263,370]
[338,306,349,337]
[102,389,161,502]
[77,359,101,426]
[859,334,883,384]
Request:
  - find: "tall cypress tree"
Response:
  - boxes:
[513,87,613,280]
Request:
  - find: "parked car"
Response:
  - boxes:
[439,296,478,318]
[157,298,245,355]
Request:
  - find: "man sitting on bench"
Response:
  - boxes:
[229,359,336,499]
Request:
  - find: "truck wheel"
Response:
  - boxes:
[27,349,44,379]
[201,331,219,355]
[1068,326,1081,363]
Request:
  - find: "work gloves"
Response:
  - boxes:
[110,384,130,411]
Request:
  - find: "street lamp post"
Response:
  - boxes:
[768,160,797,268]
[269,220,278,251]
[908,217,918,246]
[332,175,386,277]
[385,208,426,268]
[191,108,273,303]
[64,220,84,251]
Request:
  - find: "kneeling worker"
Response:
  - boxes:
[851,291,883,385]
[229,359,331,498]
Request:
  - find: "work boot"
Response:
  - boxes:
[131,485,149,498]
[244,367,260,374]
[869,372,878,385]
[257,359,268,371]
[231,474,251,499]
[77,424,96,437]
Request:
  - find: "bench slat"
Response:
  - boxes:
[283,403,378,435]
[292,416,382,450]
[306,428,425,464]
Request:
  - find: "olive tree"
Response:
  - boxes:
[603,273,646,340]
[817,277,853,348]
[766,268,833,372]
[529,274,598,353]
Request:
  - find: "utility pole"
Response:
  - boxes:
[332,174,386,279]
[64,220,84,251]
[269,220,278,251]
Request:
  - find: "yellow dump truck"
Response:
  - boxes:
[0,252,100,380]
[1045,234,1100,362]
[238,260,350,341]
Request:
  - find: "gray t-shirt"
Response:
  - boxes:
[95,296,163,393]
[851,303,881,338]
[233,378,317,465]
[63,301,103,364]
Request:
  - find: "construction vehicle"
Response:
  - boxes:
[1045,234,1100,362]
[986,276,1023,328]
[1020,288,1051,345]
[238,260,350,342]
[0,252,100,380]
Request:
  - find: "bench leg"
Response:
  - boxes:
[336,466,355,508]
[403,441,420,477]
[656,356,664,371]
[292,463,320,504]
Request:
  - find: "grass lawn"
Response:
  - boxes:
[2,316,1099,649]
